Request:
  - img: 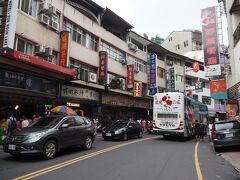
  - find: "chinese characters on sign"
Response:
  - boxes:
[134,82,142,97]
[149,53,157,87]
[59,31,70,67]
[0,0,18,48]
[61,85,99,101]
[98,51,108,82]
[195,81,203,93]
[127,65,134,88]
[201,6,220,76]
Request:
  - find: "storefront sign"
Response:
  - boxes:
[0,69,58,95]
[195,81,203,93]
[127,65,134,88]
[98,51,108,82]
[210,79,227,99]
[0,0,18,48]
[59,31,70,67]
[66,102,80,107]
[205,64,221,77]
[134,82,142,97]
[102,93,149,108]
[202,6,220,67]
[226,104,239,120]
[214,100,226,113]
[149,53,157,87]
[61,85,99,101]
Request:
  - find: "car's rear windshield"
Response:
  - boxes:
[215,121,240,131]
[112,121,128,127]
[29,117,63,128]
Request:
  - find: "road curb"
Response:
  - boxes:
[221,153,240,175]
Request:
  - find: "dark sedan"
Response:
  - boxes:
[102,120,143,141]
[3,115,95,159]
[212,120,240,152]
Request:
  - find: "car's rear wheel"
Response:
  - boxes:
[138,131,143,138]
[122,133,128,141]
[43,140,57,160]
[82,136,93,150]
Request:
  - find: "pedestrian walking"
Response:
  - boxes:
[199,121,205,141]
[21,116,29,128]
[194,120,201,141]
[6,114,17,134]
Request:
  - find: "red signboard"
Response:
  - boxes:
[127,65,134,89]
[201,6,220,66]
[98,51,108,81]
[210,79,228,99]
[0,48,75,77]
[59,31,70,67]
[192,62,199,72]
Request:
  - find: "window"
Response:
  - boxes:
[157,67,165,78]
[175,44,180,50]
[202,96,211,105]
[18,0,38,18]
[15,37,35,56]
[175,58,182,66]
[193,94,198,101]
[100,41,126,63]
[184,41,188,47]
[63,19,98,51]
[175,75,183,82]
[75,116,86,126]
[107,73,126,90]
[63,118,75,127]
[127,55,146,73]
[169,37,172,42]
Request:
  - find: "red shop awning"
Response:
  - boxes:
[0,48,75,78]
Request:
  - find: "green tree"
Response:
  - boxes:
[143,33,149,39]
[151,34,164,45]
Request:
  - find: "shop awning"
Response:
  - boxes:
[0,48,75,79]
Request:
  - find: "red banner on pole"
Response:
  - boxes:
[134,82,142,97]
[59,31,70,67]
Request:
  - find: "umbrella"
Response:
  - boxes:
[51,105,77,115]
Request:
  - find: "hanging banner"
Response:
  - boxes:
[98,51,108,82]
[149,53,157,87]
[192,62,199,73]
[0,0,18,48]
[127,65,134,88]
[210,79,228,99]
[202,6,220,66]
[59,31,70,67]
[134,82,142,97]
[205,64,221,77]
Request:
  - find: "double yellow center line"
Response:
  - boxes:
[14,137,156,180]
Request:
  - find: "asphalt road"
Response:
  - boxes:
[0,135,239,180]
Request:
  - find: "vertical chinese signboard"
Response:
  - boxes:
[98,51,108,82]
[134,82,142,97]
[201,6,221,77]
[59,31,70,67]
[0,0,18,48]
[149,53,157,95]
[210,79,227,99]
[127,65,134,88]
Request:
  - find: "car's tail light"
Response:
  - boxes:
[212,131,218,139]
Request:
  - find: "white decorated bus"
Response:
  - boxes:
[153,92,208,138]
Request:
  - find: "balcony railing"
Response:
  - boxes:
[233,22,240,46]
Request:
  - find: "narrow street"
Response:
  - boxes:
[0,135,239,180]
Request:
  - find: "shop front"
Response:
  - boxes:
[100,92,151,123]
[60,85,99,118]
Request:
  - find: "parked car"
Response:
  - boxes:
[3,115,95,159]
[102,120,143,141]
[211,120,240,152]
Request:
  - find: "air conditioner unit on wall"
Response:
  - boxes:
[39,14,49,25]
[49,20,58,31]
[38,2,49,14]
[45,47,53,56]
[128,43,138,52]
[88,72,97,83]
[47,5,57,16]
[35,45,46,55]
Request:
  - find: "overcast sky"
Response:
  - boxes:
[93,0,228,44]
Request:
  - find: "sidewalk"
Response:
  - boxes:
[221,152,240,173]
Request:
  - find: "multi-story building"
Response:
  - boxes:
[0,0,168,123]
[222,0,240,118]
[161,29,203,55]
